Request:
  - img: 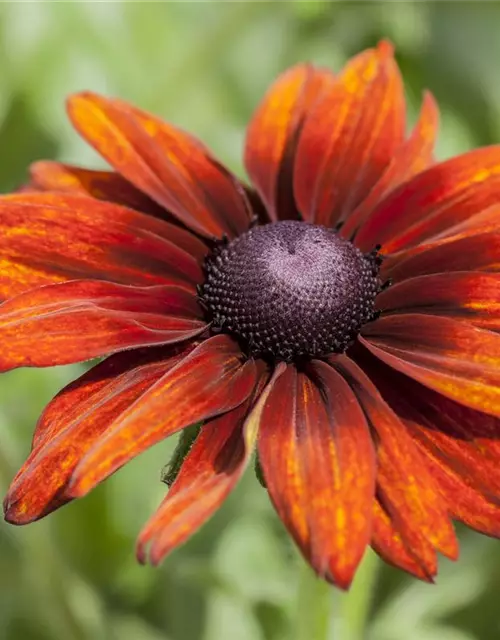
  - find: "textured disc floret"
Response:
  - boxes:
[200,221,381,361]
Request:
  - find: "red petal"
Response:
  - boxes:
[137,361,281,565]
[342,91,439,238]
[67,335,257,497]
[355,146,500,253]
[258,362,375,588]
[67,93,251,238]
[4,345,192,524]
[372,499,434,581]
[384,232,500,282]
[0,280,205,371]
[358,353,500,538]
[0,192,205,300]
[331,355,458,570]
[361,313,500,417]
[377,272,500,330]
[244,64,336,221]
[294,41,405,227]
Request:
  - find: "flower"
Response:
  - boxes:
[3,40,500,589]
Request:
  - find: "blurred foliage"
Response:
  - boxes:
[1,1,500,639]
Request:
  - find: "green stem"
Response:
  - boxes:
[340,549,381,640]
[293,549,381,640]
[294,558,333,640]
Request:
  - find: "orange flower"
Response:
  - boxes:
[3,40,500,588]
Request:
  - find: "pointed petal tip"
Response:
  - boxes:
[376,39,395,58]
[135,540,148,566]
[66,90,98,106]
[3,496,33,526]
[325,566,356,591]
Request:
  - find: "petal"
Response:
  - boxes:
[258,362,376,588]
[67,335,257,497]
[361,313,500,417]
[372,499,434,581]
[384,232,500,282]
[294,41,405,227]
[28,160,165,217]
[4,345,192,524]
[137,361,282,565]
[355,146,500,253]
[342,91,439,238]
[331,355,458,571]
[67,93,251,238]
[359,353,500,538]
[244,64,336,221]
[377,272,500,330]
[382,203,500,279]
[0,280,206,371]
[411,441,500,538]
[0,192,205,300]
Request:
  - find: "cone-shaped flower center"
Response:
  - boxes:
[200,221,380,361]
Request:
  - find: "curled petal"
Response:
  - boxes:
[361,313,500,417]
[67,93,251,238]
[331,355,458,572]
[377,272,500,330]
[67,335,257,497]
[294,41,405,227]
[137,361,282,565]
[244,64,335,221]
[258,362,375,588]
[4,345,192,524]
[342,91,439,238]
[0,192,205,300]
[355,146,500,253]
[0,280,206,371]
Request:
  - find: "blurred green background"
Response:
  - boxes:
[1,1,500,639]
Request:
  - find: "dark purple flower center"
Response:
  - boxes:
[200,221,381,361]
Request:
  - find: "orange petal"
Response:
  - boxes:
[67,335,257,497]
[372,499,434,581]
[361,314,500,417]
[67,93,251,238]
[342,91,439,238]
[137,361,283,565]
[377,272,500,330]
[0,280,205,371]
[294,41,405,227]
[4,345,192,525]
[244,64,336,221]
[331,355,458,569]
[258,362,375,588]
[360,353,500,538]
[29,160,166,217]
[0,192,206,300]
[355,146,500,253]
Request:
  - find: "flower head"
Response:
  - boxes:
[3,40,500,588]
